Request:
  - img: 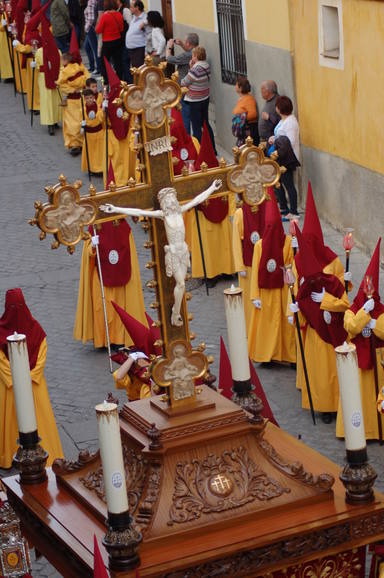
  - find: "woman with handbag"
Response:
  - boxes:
[232,76,258,146]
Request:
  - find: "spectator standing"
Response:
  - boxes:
[166,32,198,134]
[258,79,280,142]
[268,95,300,218]
[181,45,216,153]
[232,76,258,145]
[68,0,82,44]
[117,0,131,81]
[124,0,146,81]
[50,0,71,53]
[84,0,100,73]
[146,10,165,65]
[95,0,123,83]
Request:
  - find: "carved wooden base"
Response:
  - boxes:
[103,517,142,572]
[12,444,48,485]
[150,396,215,417]
[340,462,377,505]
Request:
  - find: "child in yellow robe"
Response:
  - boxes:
[81,88,104,175]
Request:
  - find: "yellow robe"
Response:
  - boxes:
[248,236,296,363]
[35,47,62,126]
[232,207,252,330]
[0,17,13,79]
[15,41,40,110]
[73,232,147,348]
[56,62,89,149]
[12,41,27,94]
[0,339,63,469]
[113,370,151,401]
[81,107,104,174]
[184,193,236,279]
[102,123,137,187]
[336,308,384,440]
[298,289,350,413]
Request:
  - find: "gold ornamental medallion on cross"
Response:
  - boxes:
[29,58,282,410]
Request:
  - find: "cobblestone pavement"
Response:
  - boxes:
[0,80,383,576]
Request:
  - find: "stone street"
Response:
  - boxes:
[0,80,383,577]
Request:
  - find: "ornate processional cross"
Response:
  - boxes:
[29,57,281,409]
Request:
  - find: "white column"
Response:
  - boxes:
[335,343,366,451]
[96,402,129,515]
[223,285,250,382]
[7,332,37,434]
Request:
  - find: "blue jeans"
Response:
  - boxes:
[181,97,191,134]
[189,97,217,154]
[54,33,70,54]
[84,26,99,72]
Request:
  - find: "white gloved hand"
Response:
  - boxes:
[12,38,18,47]
[344,271,352,282]
[368,318,376,329]
[289,302,299,313]
[252,299,261,309]
[381,400,384,412]
[239,270,246,278]
[129,351,148,361]
[102,99,108,110]
[311,287,325,303]
[2,19,7,26]
[30,59,36,68]
[291,236,298,249]
[363,298,375,313]
[288,316,294,325]
[81,120,87,127]
[91,234,99,247]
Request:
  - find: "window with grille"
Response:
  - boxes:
[216,0,247,85]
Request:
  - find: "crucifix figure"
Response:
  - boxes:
[101,178,222,327]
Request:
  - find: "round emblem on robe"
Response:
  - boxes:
[111,471,123,488]
[250,231,260,244]
[351,411,362,429]
[88,110,96,120]
[108,250,119,265]
[362,325,372,338]
[116,107,123,118]
[266,259,276,273]
[208,473,233,497]
[323,310,332,325]
[180,147,189,161]
[6,552,19,567]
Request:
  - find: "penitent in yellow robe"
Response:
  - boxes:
[184,193,236,279]
[113,370,151,401]
[102,123,137,187]
[0,339,63,469]
[12,42,27,94]
[248,236,296,363]
[298,290,350,413]
[35,47,61,126]
[74,234,147,348]
[56,62,89,149]
[0,20,13,79]
[15,42,40,110]
[232,207,252,330]
[336,308,384,440]
[81,107,104,174]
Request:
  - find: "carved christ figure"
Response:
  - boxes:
[101,179,222,326]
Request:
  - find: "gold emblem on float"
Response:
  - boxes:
[208,473,234,497]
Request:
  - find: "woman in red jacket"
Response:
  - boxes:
[96,0,123,84]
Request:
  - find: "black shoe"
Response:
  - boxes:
[48,125,54,135]
[290,363,296,370]
[321,412,333,424]
[206,277,218,289]
[33,110,40,115]
[70,147,82,156]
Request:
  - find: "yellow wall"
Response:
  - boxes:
[291,0,384,175]
[173,0,215,32]
[245,0,291,50]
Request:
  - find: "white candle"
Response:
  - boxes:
[96,402,129,515]
[7,333,38,434]
[335,343,366,451]
[223,285,250,382]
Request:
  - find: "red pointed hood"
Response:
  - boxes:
[40,12,60,89]
[294,222,323,279]
[112,302,156,357]
[195,122,219,170]
[219,336,232,400]
[258,190,285,289]
[104,56,120,90]
[104,57,129,141]
[93,535,109,578]
[170,108,198,176]
[106,160,115,188]
[25,0,49,34]
[352,238,382,312]
[69,26,81,64]
[302,181,337,268]
[145,312,162,355]
[249,360,278,427]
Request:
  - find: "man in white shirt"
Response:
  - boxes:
[124,0,146,81]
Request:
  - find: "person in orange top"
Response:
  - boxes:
[232,76,258,145]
